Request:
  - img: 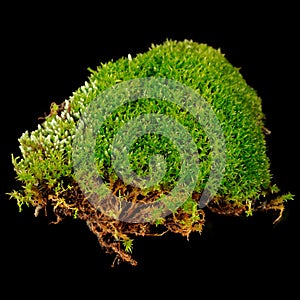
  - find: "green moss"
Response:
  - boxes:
[8,39,294,266]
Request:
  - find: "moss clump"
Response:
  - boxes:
[8,39,294,266]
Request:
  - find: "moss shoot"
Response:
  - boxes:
[8,39,294,266]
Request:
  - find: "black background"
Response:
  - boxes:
[1,2,298,297]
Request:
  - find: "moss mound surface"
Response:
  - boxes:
[8,39,293,266]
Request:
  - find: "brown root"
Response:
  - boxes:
[33,179,205,266]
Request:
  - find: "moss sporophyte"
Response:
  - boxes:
[8,39,294,266]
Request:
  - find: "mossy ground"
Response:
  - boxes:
[8,39,294,266]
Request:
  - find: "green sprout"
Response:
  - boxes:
[7,39,294,267]
[122,238,134,254]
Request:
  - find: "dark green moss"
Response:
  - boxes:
[8,39,294,266]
